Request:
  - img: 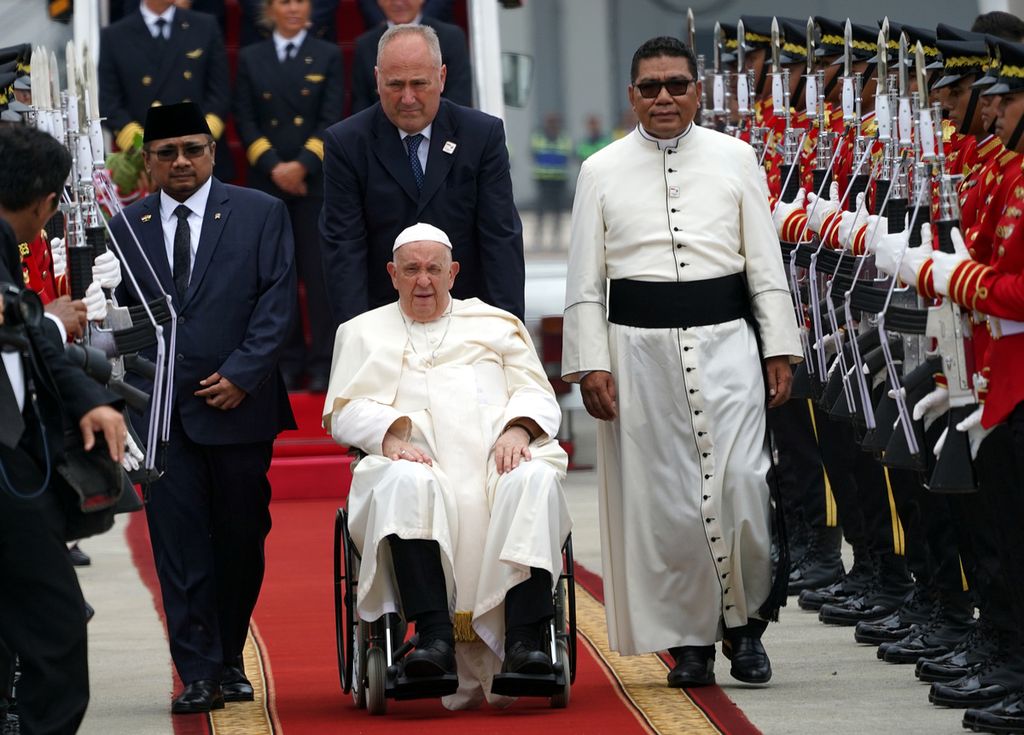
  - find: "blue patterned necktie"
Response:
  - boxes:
[405,133,425,192]
[172,204,192,300]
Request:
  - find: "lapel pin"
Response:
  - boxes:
[443,141,456,154]
[214,212,221,220]
[141,214,152,222]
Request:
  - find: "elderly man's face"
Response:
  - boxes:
[143,134,215,202]
[376,33,446,134]
[628,54,701,139]
[387,240,459,322]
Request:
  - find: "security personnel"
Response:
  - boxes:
[235,0,344,391]
[530,112,572,250]
[99,0,232,180]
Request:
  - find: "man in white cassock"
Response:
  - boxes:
[322,222,571,710]
[561,37,802,688]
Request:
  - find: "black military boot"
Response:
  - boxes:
[962,689,1024,733]
[856,580,932,645]
[917,618,1004,683]
[788,525,845,595]
[818,555,913,626]
[881,592,975,664]
[798,553,874,612]
[929,653,1024,708]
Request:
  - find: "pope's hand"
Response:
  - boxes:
[382,431,432,465]
[581,371,617,421]
[772,187,806,237]
[83,280,108,322]
[806,181,841,233]
[92,251,123,290]
[122,430,144,471]
[50,237,66,278]
[912,384,949,431]
[493,425,532,475]
[930,227,971,297]
[873,227,909,277]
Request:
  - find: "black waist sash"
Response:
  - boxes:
[607,274,751,329]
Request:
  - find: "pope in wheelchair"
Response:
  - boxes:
[323,223,572,710]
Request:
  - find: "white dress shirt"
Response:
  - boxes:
[159,177,212,279]
[1,352,24,412]
[139,1,175,39]
[399,123,432,175]
[272,29,308,62]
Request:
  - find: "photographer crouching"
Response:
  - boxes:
[0,126,126,735]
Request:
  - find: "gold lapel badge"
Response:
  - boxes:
[214,212,221,220]
[141,214,152,222]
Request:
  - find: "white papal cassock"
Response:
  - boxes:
[561,124,802,655]
[323,298,571,709]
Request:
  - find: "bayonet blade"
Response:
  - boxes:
[771,16,781,73]
[843,19,852,78]
[737,19,746,70]
[714,21,722,72]
[915,41,928,106]
[898,33,909,97]
[806,17,815,76]
[687,8,696,51]
[877,29,888,95]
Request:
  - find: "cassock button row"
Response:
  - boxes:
[679,262,687,267]
[703,495,709,500]
[702,452,709,458]
[726,605,734,610]
[676,244,682,249]
[697,430,706,436]
[694,409,702,414]
[667,168,676,173]
[689,388,697,394]
[711,536,719,542]
[722,572,729,578]
[704,474,711,479]
[686,367,693,372]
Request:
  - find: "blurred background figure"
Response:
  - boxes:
[530,112,571,250]
[235,0,344,392]
[356,0,453,26]
[576,113,610,161]
[237,0,340,46]
[349,0,471,113]
[612,108,637,140]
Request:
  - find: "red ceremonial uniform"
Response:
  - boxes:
[18,231,68,304]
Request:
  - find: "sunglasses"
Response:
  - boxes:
[148,142,211,162]
[634,77,697,99]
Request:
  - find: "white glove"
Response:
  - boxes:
[933,426,948,458]
[91,251,123,290]
[836,193,869,247]
[806,181,841,234]
[862,215,887,253]
[83,280,108,321]
[122,431,144,472]
[772,188,806,237]
[50,236,66,279]
[897,244,932,287]
[813,330,840,358]
[873,227,909,277]
[912,384,949,431]
[955,405,991,459]
[930,227,971,297]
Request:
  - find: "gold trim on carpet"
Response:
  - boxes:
[209,624,275,735]
[574,583,722,735]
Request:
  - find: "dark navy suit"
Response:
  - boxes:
[349,16,472,114]
[319,99,524,325]
[111,179,296,683]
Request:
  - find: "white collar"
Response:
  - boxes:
[139,2,175,29]
[160,176,213,222]
[273,29,308,57]
[399,123,433,142]
[386,14,423,27]
[636,122,693,150]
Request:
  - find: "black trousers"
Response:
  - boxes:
[0,484,88,735]
[389,537,553,631]
[280,196,333,379]
[145,414,273,682]
[816,414,868,552]
[769,398,830,529]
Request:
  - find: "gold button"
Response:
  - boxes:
[999,245,1006,257]
[182,97,191,102]
[304,56,313,64]
[301,88,310,96]
[142,75,152,86]
[293,116,304,126]
[262,91,272,100]
[270,118,278,127]
[183,70,192,80]
[151,100,162,107]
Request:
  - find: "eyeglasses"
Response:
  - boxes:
[634,77,697,99]
[148,142,211,162]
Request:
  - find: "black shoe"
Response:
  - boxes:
[404,639,456,678]
[502,641,553,676]
[855,584,931,645]
[68,544,91,567]
[818,583,912,626]
[667,646,715,688]
[788,527,844,595]
[882,604,973,665]
[962,689,1024,733]
[84,600,95,623]
[722,636,772,684]
[221,664,255,702]
[172,680,225,714]
[917,620,1003,683]
[798,559,874,611]
[929,659,1024,709]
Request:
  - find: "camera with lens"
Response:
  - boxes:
[0,281,43,349]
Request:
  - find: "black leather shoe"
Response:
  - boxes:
[502,641,553,676]
[855,584,931,645]
[929,660,1024,708]
[818,583,911,626]
[404,639,456,678]
[667,646,715,688]
[788,527,844,595]
[221,665,255,702]
[917,621,1003,683]
[722,636,772,684]
[797,560,874,612]
[962,689,1024,733]
[172,680,225,714]
[882,607,973,665]
[68,543,91,567]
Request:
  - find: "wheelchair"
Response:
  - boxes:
[333,507,577,715]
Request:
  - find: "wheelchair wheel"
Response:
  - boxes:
[564,534,578,684]
[333,508,350,693]
[366,647,388,716]
[352,621,368,709]
[550,639,571,709]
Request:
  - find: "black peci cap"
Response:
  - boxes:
[142,101,212,143]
